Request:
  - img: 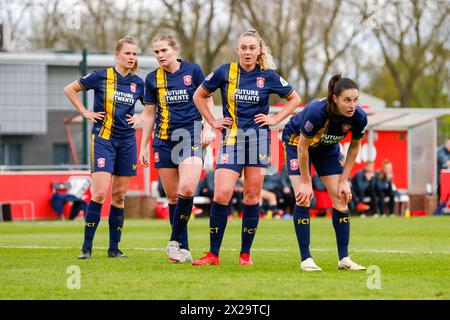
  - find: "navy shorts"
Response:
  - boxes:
[216,132,271,175]
[153,136,204,169]
[283,142,343,177]
[91,134,137,176]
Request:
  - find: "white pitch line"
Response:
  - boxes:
[0,245,449,255]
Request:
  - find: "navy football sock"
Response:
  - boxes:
[293,204,311,261]
[170,195,193,251]
[209,201,229,256]
[169,203,189,250]
[332,208,350,260]
[108,205,124,250]
[240,204,260,254]
[82,200,102,250]
[169,204,176,225]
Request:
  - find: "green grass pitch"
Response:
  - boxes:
[0,216,449,300]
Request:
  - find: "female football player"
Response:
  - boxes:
[192,29,301,266]
[64,36,144,259]
[282,74,367,271]
[138,35,215,263]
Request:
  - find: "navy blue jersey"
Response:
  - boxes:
[283,98,367,149]
[144,60,204,140]
[78,67,144,140]
[201,62,293,145]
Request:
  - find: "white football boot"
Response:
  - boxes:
[166,240,182,262]
[300,258,322,271]
[338,257,366,270]
[179,249,193,263]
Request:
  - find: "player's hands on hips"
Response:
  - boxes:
[139,148,149,168]
[338,180,352,203]
[126,114,143,128]
[201,127,216,147]
[296,183,314,206]
[254,114,277,127]
[82,110,105,123]
[212,117,233,130]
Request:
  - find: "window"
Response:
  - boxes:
[0,143,22,165]
[53,143,70,165]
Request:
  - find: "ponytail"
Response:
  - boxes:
[327,74,342,115]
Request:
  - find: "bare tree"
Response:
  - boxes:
[158,0,238,73]
[27,0,158,54]
[237,0,370,101]
[0,0,33,49]
[237,0,295,78]
[31,0,68,49]
[369,0,450,107]
[81,0,116,52]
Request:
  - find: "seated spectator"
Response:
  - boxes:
[260,166,296,218]
[229,177,244,218]
[437,138,450,200]
[349,184,369,215]
[260,166,283,218]
[351,161,379,216]
[260,188,279,218]
[375,159,400,216]
[157,176,166,198]
[198,169,215,198]
[280,166,296,216]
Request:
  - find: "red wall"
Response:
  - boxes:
[332,130,408,189]
[0,127,410,220]
[0,172,94,220]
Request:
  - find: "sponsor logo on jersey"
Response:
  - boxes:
[165,89,189,103]
[183,75,192,86]
[256,77,265,88]
[290,159,299,171]
[205,72,214,81]
[130,82,137,93]
[342,124,352,133]
[361,125,367,134]
[280,77,289,86]
[304,120,314,133]
[154,152,160,163]
[97,158,105,168]
[221,153,229,164]
[132,164,137,170]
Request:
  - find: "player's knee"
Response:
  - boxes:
[268,193,277,204]
[332,199,348,212]
[179,183,196,198]
[244,191,260,205]
[92,190,107,203]
[166,194,178,205]
[213,190,233,204]
[111,191,126,206]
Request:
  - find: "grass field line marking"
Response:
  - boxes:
[0,245,449,255]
